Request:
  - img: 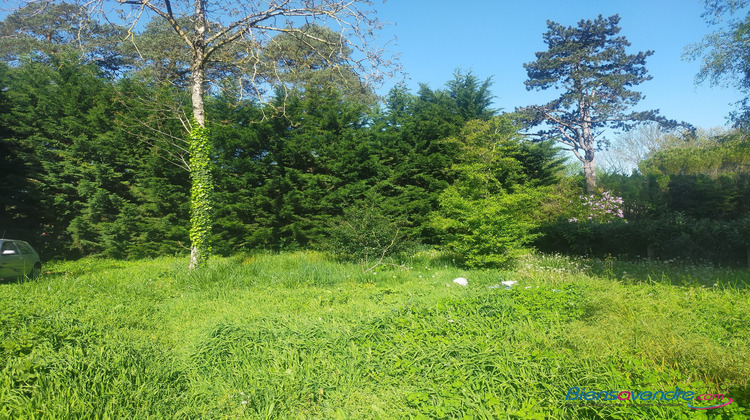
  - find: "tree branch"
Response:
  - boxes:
[204,3,356,61]
[117,0,193,49]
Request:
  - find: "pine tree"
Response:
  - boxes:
[522,14,660,193]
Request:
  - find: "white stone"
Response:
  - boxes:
[453,277,468,286]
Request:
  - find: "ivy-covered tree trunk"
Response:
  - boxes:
[188,1,211,269]
[188,121,212,269]
[96,0,387,268]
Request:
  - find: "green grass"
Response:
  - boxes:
[1,251,748,419]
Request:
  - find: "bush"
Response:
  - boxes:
[431,186,545,268]
[325,199,415,271]
[428,117,564,268]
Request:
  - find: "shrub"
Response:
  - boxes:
[431,186,545,268]
[537,214,750,265]
[325,199,414,271]
[429,117,563,268]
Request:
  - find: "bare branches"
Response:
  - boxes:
[53,0,397,111]
[116,0,193,48]
[363,226,401,273]
[114,82,193,171]
[95,0,392,88]
[204,2,289,54]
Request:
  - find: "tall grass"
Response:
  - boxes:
[1,251,748,418]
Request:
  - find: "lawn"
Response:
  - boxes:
[1,251,748,419]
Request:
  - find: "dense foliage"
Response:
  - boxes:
[2,7,750,268]
[0,50,559,266]
[2,48,750,267]
[430,117,563,267]
[536,131,750,265]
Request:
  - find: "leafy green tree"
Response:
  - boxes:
[521,14,662,193]
[259,24,377,105]
[600,124,731,174]
[431,116,559,267]
[630,131,750,220]
[373,71,496,242]
[121,17,193,86]
[0,1,125,73]
[686,0,750,126]
[90,0,390,268]
[639,130,750,177]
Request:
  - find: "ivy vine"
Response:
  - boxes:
[188,121,213,268]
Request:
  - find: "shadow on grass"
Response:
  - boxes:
[0,274,41,285]
[581,257,750,289]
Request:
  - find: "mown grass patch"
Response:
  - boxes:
[1,251,748,418]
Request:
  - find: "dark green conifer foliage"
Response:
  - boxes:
[1,55,124,257]
[211,84,377,252]
[522,14,658,194]
[0,54,191,259]
[373,71,496,242]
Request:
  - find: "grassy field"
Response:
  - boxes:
[1,251,748,419]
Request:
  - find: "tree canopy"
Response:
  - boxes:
[686,0,750,127]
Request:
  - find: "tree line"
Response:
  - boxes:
[1,1,750,267]
[0,51,558,263]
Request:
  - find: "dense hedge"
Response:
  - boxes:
[3,54,750,268]
[536,144,750,266]
[536,216,750,266]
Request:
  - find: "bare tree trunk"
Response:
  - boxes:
[583,151,596,195]
[581,103,597,194]
[190,67,206,126]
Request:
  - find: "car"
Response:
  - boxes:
[0,239,42,280]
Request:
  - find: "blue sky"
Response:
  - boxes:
[0,0,739,129]
[374,0,742,129]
